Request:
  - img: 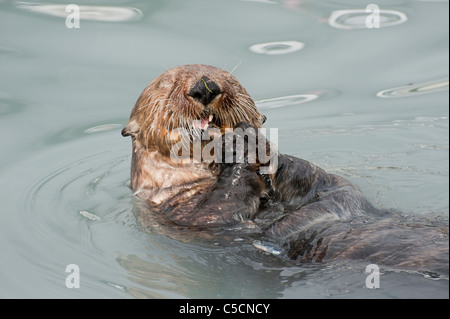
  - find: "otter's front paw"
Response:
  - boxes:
[220,122,264,170]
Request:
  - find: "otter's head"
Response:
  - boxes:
[122,64,265,156]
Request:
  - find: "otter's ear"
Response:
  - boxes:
[121,120,140,137]
[261,114,267,124]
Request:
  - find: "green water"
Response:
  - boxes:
[0,0,448,298]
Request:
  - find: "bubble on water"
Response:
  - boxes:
[79,210,102,221]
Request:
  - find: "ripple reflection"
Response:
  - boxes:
[0,94,29,116]
[250,41,305,55]
[16,2,143,22]
[329,9,408,30]
[377,78,449,98]
[256,93,319,109]
[85,124,123,134]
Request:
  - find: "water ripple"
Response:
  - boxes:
[42,120,125,145]
[250,41,305,55]
[0,131,136,296]
[16,2,143,22]
[329,9,408,30]
[377,78,449,98]
[85,124,123,134]
[256,93,319,109]
[241,0,278,3]
[0,45,26,56]
[0,94,29,116]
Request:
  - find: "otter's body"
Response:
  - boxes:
[122,64,448,275]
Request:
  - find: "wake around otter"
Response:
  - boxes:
[122,64,448,275]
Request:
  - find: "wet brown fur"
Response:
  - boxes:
[122,64,449,275]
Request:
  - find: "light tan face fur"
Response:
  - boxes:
[122,64,265,157]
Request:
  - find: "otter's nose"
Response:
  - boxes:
[188,76,221,106]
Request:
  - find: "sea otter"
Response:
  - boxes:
[122,64,448,275]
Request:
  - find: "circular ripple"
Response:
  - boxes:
[42,121,124,145]
[0,129,136,297]
[377,78,449,98]
[16,3,143,22]
[329,9,408,30]
[250,41,305,55]
[256,93,319,110]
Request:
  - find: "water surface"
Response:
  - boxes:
[0,0,448,298]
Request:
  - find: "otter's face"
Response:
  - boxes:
[122,64,265,155]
